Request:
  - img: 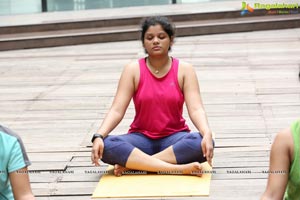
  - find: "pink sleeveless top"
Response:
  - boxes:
[128,57,190,139]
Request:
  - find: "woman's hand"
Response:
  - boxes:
[91,138,104,166]
[201,132,214,166]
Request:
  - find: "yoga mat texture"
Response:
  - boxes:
[92,162,212,198]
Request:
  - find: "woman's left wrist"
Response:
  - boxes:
[202,130,212,137]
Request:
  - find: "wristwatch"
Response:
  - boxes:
[91,133,104,143]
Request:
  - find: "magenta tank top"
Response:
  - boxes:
[128,57,190,139]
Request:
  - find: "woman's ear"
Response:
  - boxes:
[170,36,175,47]
[168,36,174,51]
[142,42,147,54]
[143,44,148,54]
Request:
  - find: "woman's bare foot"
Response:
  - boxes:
[182,162,203,177]
[114,164,129,176]
[157,162,203,177]
[114,164,148,176]
[114,162,203,177]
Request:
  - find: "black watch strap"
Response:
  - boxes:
[91,133,104,143]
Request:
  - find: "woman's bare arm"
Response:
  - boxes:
[261,128,292,200]
[10,167,35,200]
[181,62,213,165]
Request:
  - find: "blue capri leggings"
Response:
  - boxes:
[101,132,212,167]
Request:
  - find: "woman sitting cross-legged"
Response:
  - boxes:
[91,16,214,177]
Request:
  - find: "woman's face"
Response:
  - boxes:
[143,24,173,56]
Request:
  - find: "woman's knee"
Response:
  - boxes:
[173,132,213,164]
[184,132,215,149]
[101,136,134,166]
[103,135,123,149]
[182,132,203,150]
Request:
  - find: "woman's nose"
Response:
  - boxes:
[153,37,159,43]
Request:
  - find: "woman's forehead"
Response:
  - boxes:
[145,24,166,34]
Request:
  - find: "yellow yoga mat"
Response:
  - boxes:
[92,162,213,198]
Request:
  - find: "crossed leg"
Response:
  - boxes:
[102,132,208,176]
[114,146,179,176]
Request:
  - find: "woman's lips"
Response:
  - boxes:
[152,46,161,50]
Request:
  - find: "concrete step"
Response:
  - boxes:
[0,7,299,51]
[0,9,269,34]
